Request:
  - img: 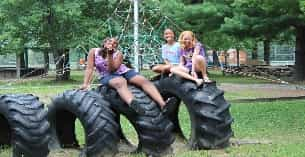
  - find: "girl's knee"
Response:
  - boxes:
[170,67,178,73]
[130,75,148,85]
[195,56,207,67]
[110,78,127,89]
[152,66,158,72]
[134,76,151,85]
[141,77,151,85]
[195,55,205,63]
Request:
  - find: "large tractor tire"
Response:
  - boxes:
[48,90,119,157]
[150,75,184,140]
[95,85,175,157]
[153,75,233,149]
[0,94,50,157]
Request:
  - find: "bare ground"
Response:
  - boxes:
[219,83,305,99]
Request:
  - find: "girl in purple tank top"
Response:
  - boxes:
[170,31,211,86]
[80,38,169,114]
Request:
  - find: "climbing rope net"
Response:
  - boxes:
[76,0,183,69]
[0,0,183,82]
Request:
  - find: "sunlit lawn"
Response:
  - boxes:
[1,70,305,156]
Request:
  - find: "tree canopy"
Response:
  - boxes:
[1,0,305,80]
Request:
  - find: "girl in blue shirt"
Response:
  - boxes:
[152,29,180,73]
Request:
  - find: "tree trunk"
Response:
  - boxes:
[190,0,204,4]
[43,50,49,75]
[16,50,27,78]
[236,48,240,67]
[54,49,70,81]
[263,39,270,65]
[212,50,220,66]
[294,26,305,81]
[23,49,28,69]
[224,50,228,68]
[16,53,21,79]
[252,47,258,60]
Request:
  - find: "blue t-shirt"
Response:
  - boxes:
[161,42,180,64]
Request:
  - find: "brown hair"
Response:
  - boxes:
[98,37,111,58]
[110,37,119,49]
[164,28,175,36]
[163,28,176,43]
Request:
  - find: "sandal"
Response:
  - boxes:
[203,76,212,83]
[195,79,204,86]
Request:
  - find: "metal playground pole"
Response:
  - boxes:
[133,0,139,72]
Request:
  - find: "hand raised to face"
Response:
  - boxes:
[103,40,115,55]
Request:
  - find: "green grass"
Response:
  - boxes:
[0,70,274,104]
[1,70,305,156]
[232,100,305,140]
[0,146,11,157]
[225,100,305,157]
[0,69,271,88]
[70,100,305,157]
[141,69,273,84]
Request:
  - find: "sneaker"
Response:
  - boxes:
[165,97,178,105]
[161,105,169,115]
[162,97,178,114]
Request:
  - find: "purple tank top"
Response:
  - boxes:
[94,48,129,77]
[179,42,206,69]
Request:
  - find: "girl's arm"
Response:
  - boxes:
[108,50,123,72]
[179,55,184,67]
[80,48,95,90]
[161,46,170,65]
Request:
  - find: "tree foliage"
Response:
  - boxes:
[220,0,305,80]
[1,0,305,80]
[0,0,118,79]
[159,0,305,80]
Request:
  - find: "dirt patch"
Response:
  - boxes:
[219,83,305,99]
[48,149,80,157]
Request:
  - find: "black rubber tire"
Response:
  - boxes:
[0,94,50,157]
[48,90,119,157]
[152,76,184,139]
[153,75,233,149]
[95,85,175,157]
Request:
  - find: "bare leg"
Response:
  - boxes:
[108,77,134,105]
[129,75,166,108]
[171,66,196,81]
[194,56,210,81]
[170,66,195,81]
[152,64,171,73]
[170,65,203,86]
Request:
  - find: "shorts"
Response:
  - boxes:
[100,69,138,85]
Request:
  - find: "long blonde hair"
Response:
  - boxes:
[178,31,197,50]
